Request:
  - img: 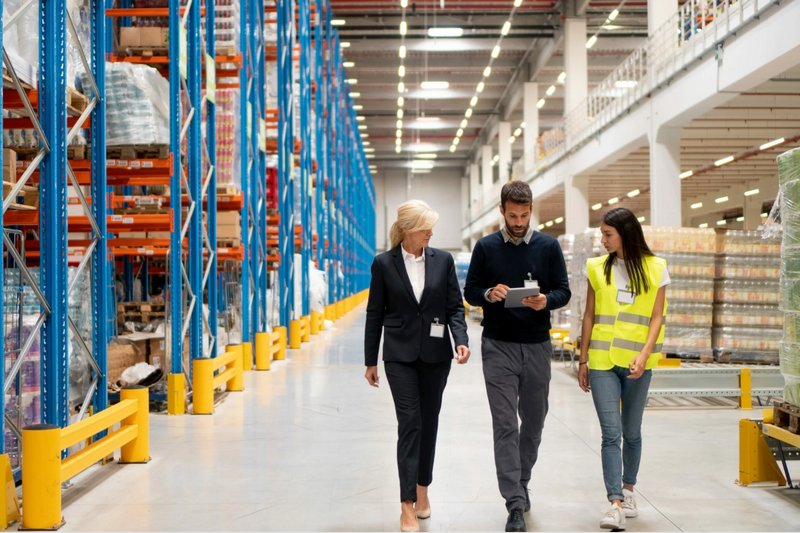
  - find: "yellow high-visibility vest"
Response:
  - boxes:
[586,254,667,371]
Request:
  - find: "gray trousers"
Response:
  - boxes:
[481,336,552,512]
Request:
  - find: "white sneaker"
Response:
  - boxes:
[622,488,638,518]
[599,503,626,530]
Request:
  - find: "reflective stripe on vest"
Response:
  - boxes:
[589,340,612,351]
[616,312,652,327]
[594,314,616,325]
[612,338,663,353]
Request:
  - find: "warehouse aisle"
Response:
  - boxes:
[52,304,800,532]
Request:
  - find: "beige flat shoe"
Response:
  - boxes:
[400,515,420,532]
[415,508,431,519]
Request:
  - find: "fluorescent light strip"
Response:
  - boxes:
[400,21,407,35]
[586,35,598,48]
[491,45,501,58]
[679,170,693,179]
[760,138,785,150]
[350,92,361,97]
[555,217,564,224]
[715,196,729,203]
[398,65,405,77]
[637,216,645,223]
[399,46,406,58]
[627,189,640,197]
[558,72,566,83]
[699,223,708,228]
[428,27,463,37]
[340,42,350,48]
[470,96,478,106]
[691,202,703,209]
[546,85,556,96]
[501,21,511,35]
[477,82,485,93]
[344,61,355,67]
[715,155,734,166]
[537,99,545,109]
[744,189,760,196]
[608,197,619,205]
[331,19,345,26]
[591,203,602,211]
[483,66,491,77]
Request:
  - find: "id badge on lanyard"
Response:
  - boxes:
[617,289,636,305]
[524,272,538,289]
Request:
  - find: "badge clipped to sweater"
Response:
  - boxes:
[524,272,538,289]
[430,317,445,338]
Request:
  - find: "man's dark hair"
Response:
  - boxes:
[500,180,532,209]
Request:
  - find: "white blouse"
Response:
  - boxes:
[401,244,426,302]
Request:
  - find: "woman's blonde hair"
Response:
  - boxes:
[389,200,439,250]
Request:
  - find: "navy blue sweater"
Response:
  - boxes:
[464,230,571,344]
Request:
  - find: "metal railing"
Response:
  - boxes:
[508,0,779,185]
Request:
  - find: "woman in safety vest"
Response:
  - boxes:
[577,207,669,531]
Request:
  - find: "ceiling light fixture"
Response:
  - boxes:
[514,128,522,136]
[538,224,545,230]
[460,119,468,128]
[400,21,407,35]
[358,125,367,130]
[545,221,554,227]
[420,81,449,89]
[344,61,355,67]
[396,120,403,128]
[396,130,403,138]
[349,92,360,97]
[699,223,708,228]
[363,148,375,152]
[450,145,456,152]
[483,66,492,78]
[715,155,735,166]
[627,189,640,197]
[491,45,501,58]
[453,137,460,145]
[411,169,431,173]
[340,42,351,48]
[679,170,693,179]
[586,35,598,48]
[366,154,375,158]
[398,65,405,77]
[397,109,403,118]
[546,85,556,96]
[715,196,729,203]
[396,138,402,145]
[744,189,760,196]
[760,138,785,150]
[399,46,406,58]
[737,216,745,222]
[477,82,485,92]
[717,220,727,226]
[555,217,564,224]
[356,116,365,121]
[537,99,545,109]
[428,27,463,37]
[465,108,473,117]
[762,212,769,217]
[608,197,619,205]
[558,71,566,83]
[360,133,368,138]
[691,202,703,209]
[416,117,441,122]
[470,96,478,106]
[397,97,404,106]
[353,105,363,110]
[514,0,522,6]
[417,153,437,159]
[457,128,463,137]
[331,19,346,26]
[609,9,619,20]
[637,216,645,222]
[509,136,516,144]
[396,146,402,153]
[501,21,511,35]
[592,203,602,210]
[397,82,405,92]
[362,141,370,146]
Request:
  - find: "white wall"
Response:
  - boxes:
[373,169,466,253]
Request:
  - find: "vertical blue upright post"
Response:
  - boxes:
[314,0,327,278]
[39,0,69,428]
[91,0,109,415]
[206,0,218,355]
[299,0,311,318]
[278,0,296,327]
[187,0,202,363]
[0,0,5,449]
[248,0,259,340]
[257,0,268,333]
[168,0,183,375]
[325,10,335,308]
[239,0,250,343]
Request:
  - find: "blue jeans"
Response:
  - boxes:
[589,366,652,502]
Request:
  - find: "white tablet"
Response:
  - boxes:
[504,287,540,308]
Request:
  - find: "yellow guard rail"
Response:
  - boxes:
[192,348,244,415]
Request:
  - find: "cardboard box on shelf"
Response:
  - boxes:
[140,27,169,48]
[217,211,241,226]
[217,224,241,239]
[107,342,146,385]
[147,231,172,239]
[3,149,17,183]
[119,27,141,48]
[117,232,148,239]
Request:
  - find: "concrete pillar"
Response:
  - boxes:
[650,127,682,227]
[470,163,480,214]
[744,193,763,230]
[565,176,589,235]
[482,145,493,200]
[564,18,588,117]
[648,0,678,36]
[498,122,512,183]
[523,82,539,174]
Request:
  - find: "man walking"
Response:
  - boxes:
[464,181,571,532]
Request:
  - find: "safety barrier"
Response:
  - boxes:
[242,342,253,371]
[22,386,149,530]
[192,348,244,415]
[310,310,324,334]
[738,408,800,487]
[290,316,310,348]
[255,328,287,370]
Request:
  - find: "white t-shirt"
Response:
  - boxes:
[583,257,670,293]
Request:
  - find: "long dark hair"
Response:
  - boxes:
[602,207,654,295]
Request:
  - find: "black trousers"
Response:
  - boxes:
[384,357,452,502]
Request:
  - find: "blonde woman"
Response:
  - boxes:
[365,200,471,533]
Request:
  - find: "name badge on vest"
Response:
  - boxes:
[617,289,636,305]
[430,317,445,338]
[524,272,538,289]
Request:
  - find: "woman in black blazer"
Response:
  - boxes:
[364,199,470,533]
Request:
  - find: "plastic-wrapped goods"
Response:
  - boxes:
[663,326,713,361]
[661,252,715,278]
[101,62,170,145]
[717,229,781,256]
[714,303,783,327]
[713,326,781,352]
[567,228,601,338]
[666,302,714,326]
[778,148,800,405]
[779,341,800,405]
[2,0,39,88]
[715,255,781,279]
[714,279,780,304]
[666,278,714,302]
[642,226,716,253]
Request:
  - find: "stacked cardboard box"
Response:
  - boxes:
[217,211,241,247]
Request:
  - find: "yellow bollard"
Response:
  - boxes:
[319,312,326,331]
[739,368,753,410]
[301,316,311,342]
[227,346,244,392]
[255,332,271,370]
[242,342,253,371]
[274,326,287,360]
[290,320,302,349]
[325,305,334,322]
[21,424,63,530]
[120,386,150,464]
[310,311,321,335]
[167,373,185,415]
[192,358,215,415]
[0,455,20,530]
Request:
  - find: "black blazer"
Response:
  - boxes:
[364,246,469,367]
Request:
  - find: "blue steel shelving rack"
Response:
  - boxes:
[298,0,311,318]
[0,0,110,469]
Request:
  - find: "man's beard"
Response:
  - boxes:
[505,219,529,238]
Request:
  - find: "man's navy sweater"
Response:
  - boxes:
[464,230,571,344]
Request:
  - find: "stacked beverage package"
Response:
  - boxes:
[567,228,601,340]
[642,227,717,361]
[102,62,170,145]
[713,230,782,363]
[778,148,800,406]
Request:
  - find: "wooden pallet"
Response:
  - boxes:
[216,46,237,57]
[2,68,34,91]
[217,185,240,195]
[66,87,89,115]
[11,145,86,161]
[217,238,241,248]
[119,46,169,58]
[773,400,800,435]
[107,144,170,160]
